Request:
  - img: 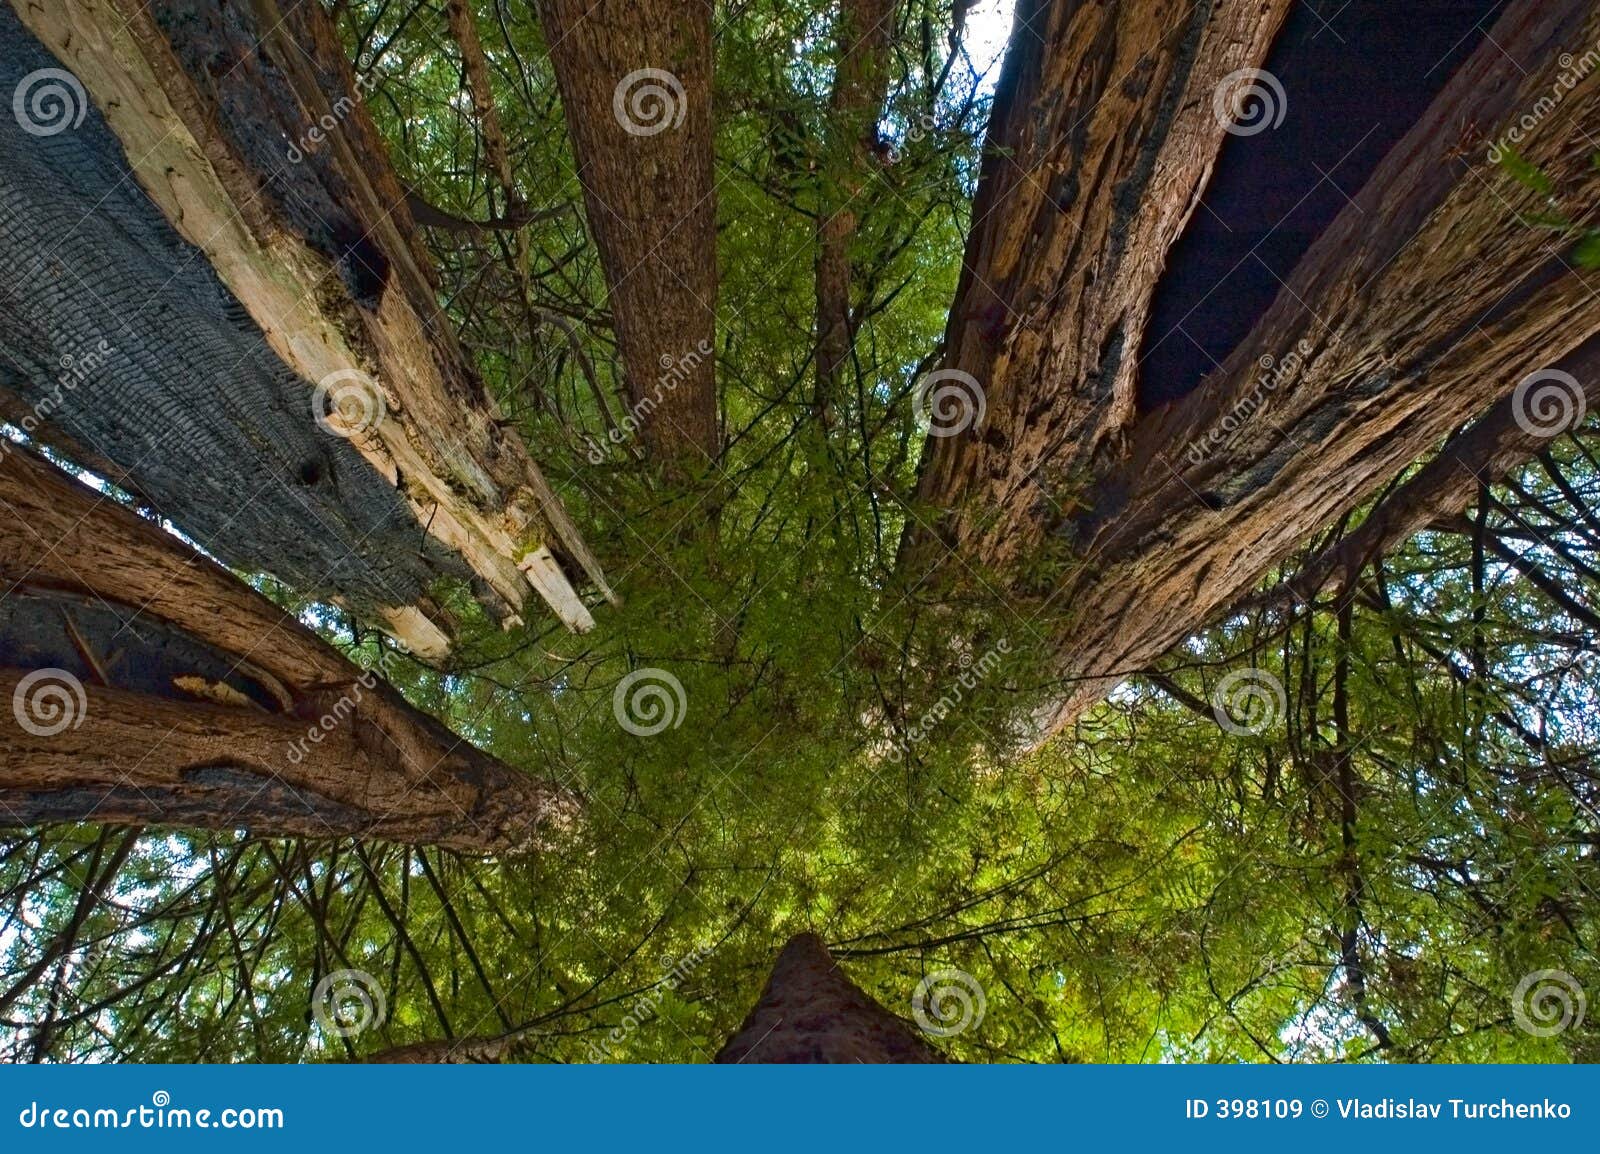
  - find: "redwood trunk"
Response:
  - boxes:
[0,445,573,852]
[534,0,720,469]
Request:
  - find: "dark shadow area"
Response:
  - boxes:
[1138,0,1507,409]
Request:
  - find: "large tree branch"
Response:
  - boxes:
[0,445,574,852]
[907,0,1293,572]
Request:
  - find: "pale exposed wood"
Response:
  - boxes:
[11,0,612,646]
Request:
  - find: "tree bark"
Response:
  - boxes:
[1263,335,1600,608]
[715,933,947,1063]
[6,0,611,650]
[813,0,898,415]
[0,445,574,852]
[907,0,1293,574]
[1037,0,1600,725]
[908,0,1600,733]
[533,0,720,470]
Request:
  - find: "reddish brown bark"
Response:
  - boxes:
[0,445,573,851]
[814,0,899,412]
[534,0,720,470]
[908,0,1294,574]
[1039,0,1600,724]
[715,933,947,1063]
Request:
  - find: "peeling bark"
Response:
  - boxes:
[534,0,719,470]
[0,445,574,852]
[715,933,947,1063]
[7,0,611,648]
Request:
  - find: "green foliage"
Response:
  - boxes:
[2,0,1597,1067]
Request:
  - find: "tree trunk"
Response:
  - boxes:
[534,0,720,470]
[909,0,1600,732]
[813,0,898,416]
[3,0,611,652]
[907,0,1293,574]
[715,933,947,1063]
[0,445,574,852]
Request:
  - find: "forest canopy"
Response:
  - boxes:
[0,0,1597,1064]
